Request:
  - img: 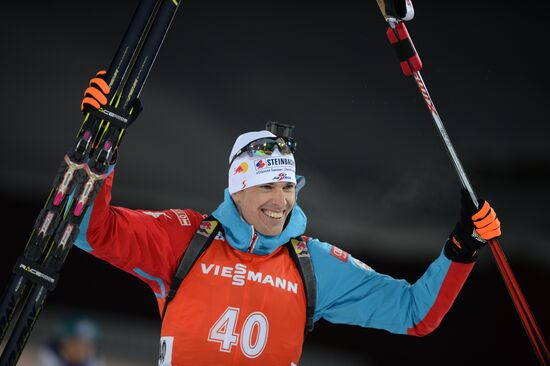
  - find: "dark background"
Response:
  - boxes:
[1,1,548,365]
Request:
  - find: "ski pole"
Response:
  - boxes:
[373,2,549,365]
[410,69,548,366]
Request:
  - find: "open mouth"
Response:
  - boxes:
[261,209,285,220]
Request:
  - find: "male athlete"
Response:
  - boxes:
[76,3,501,362]
[77,72,500,365]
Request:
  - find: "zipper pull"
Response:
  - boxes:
[248,230,259,253]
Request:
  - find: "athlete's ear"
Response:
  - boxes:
[231,191,241,204]
[231,192,244,215]
[231,191,244,219]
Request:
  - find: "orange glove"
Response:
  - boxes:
[445,189,502,262]
[471,199,502,241]
[81,70,111,111]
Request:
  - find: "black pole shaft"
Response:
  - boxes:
[378,15,548,364]
[408,39,548,366]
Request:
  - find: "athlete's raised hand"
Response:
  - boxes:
[445,188,502,262]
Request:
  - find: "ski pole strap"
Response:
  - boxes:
[13,257,59,291]
[86,99,143,130]
[287,237,316,334]
[386,22,422,76]
[161,216,220,320]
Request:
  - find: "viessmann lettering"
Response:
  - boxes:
[200,263,298,294]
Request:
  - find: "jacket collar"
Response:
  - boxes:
[212,188,307,255]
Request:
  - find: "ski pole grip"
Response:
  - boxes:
[386,22,422,76]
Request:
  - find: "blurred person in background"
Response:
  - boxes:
[36,316,104,366]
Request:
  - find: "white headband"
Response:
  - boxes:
[228,131,297,194]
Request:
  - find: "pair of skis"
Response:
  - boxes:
[0,1,181,364]
[374,1,549,365]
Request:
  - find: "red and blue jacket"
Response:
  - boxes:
[74,170,474,365]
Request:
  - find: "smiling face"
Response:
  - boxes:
[231,181,296,236]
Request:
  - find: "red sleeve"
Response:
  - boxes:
[83,170,204,299]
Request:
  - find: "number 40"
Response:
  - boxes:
[208,307,269,358]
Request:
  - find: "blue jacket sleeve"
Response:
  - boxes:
[309,238,475,336]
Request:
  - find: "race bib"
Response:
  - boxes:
[158,336,174,366]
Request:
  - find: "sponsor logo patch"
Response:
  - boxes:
[265,157,295,167]
[142,211,171,219]
[352,258,373,272]
[291,239,309,257]
[198,220,217,237]
[201,262,299,294]
[233,162,248,174]
[170,209,191,226]
[330,246,349,263]
[255,159,266,170]
[273,172,290,181]
[254,157,295,176]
